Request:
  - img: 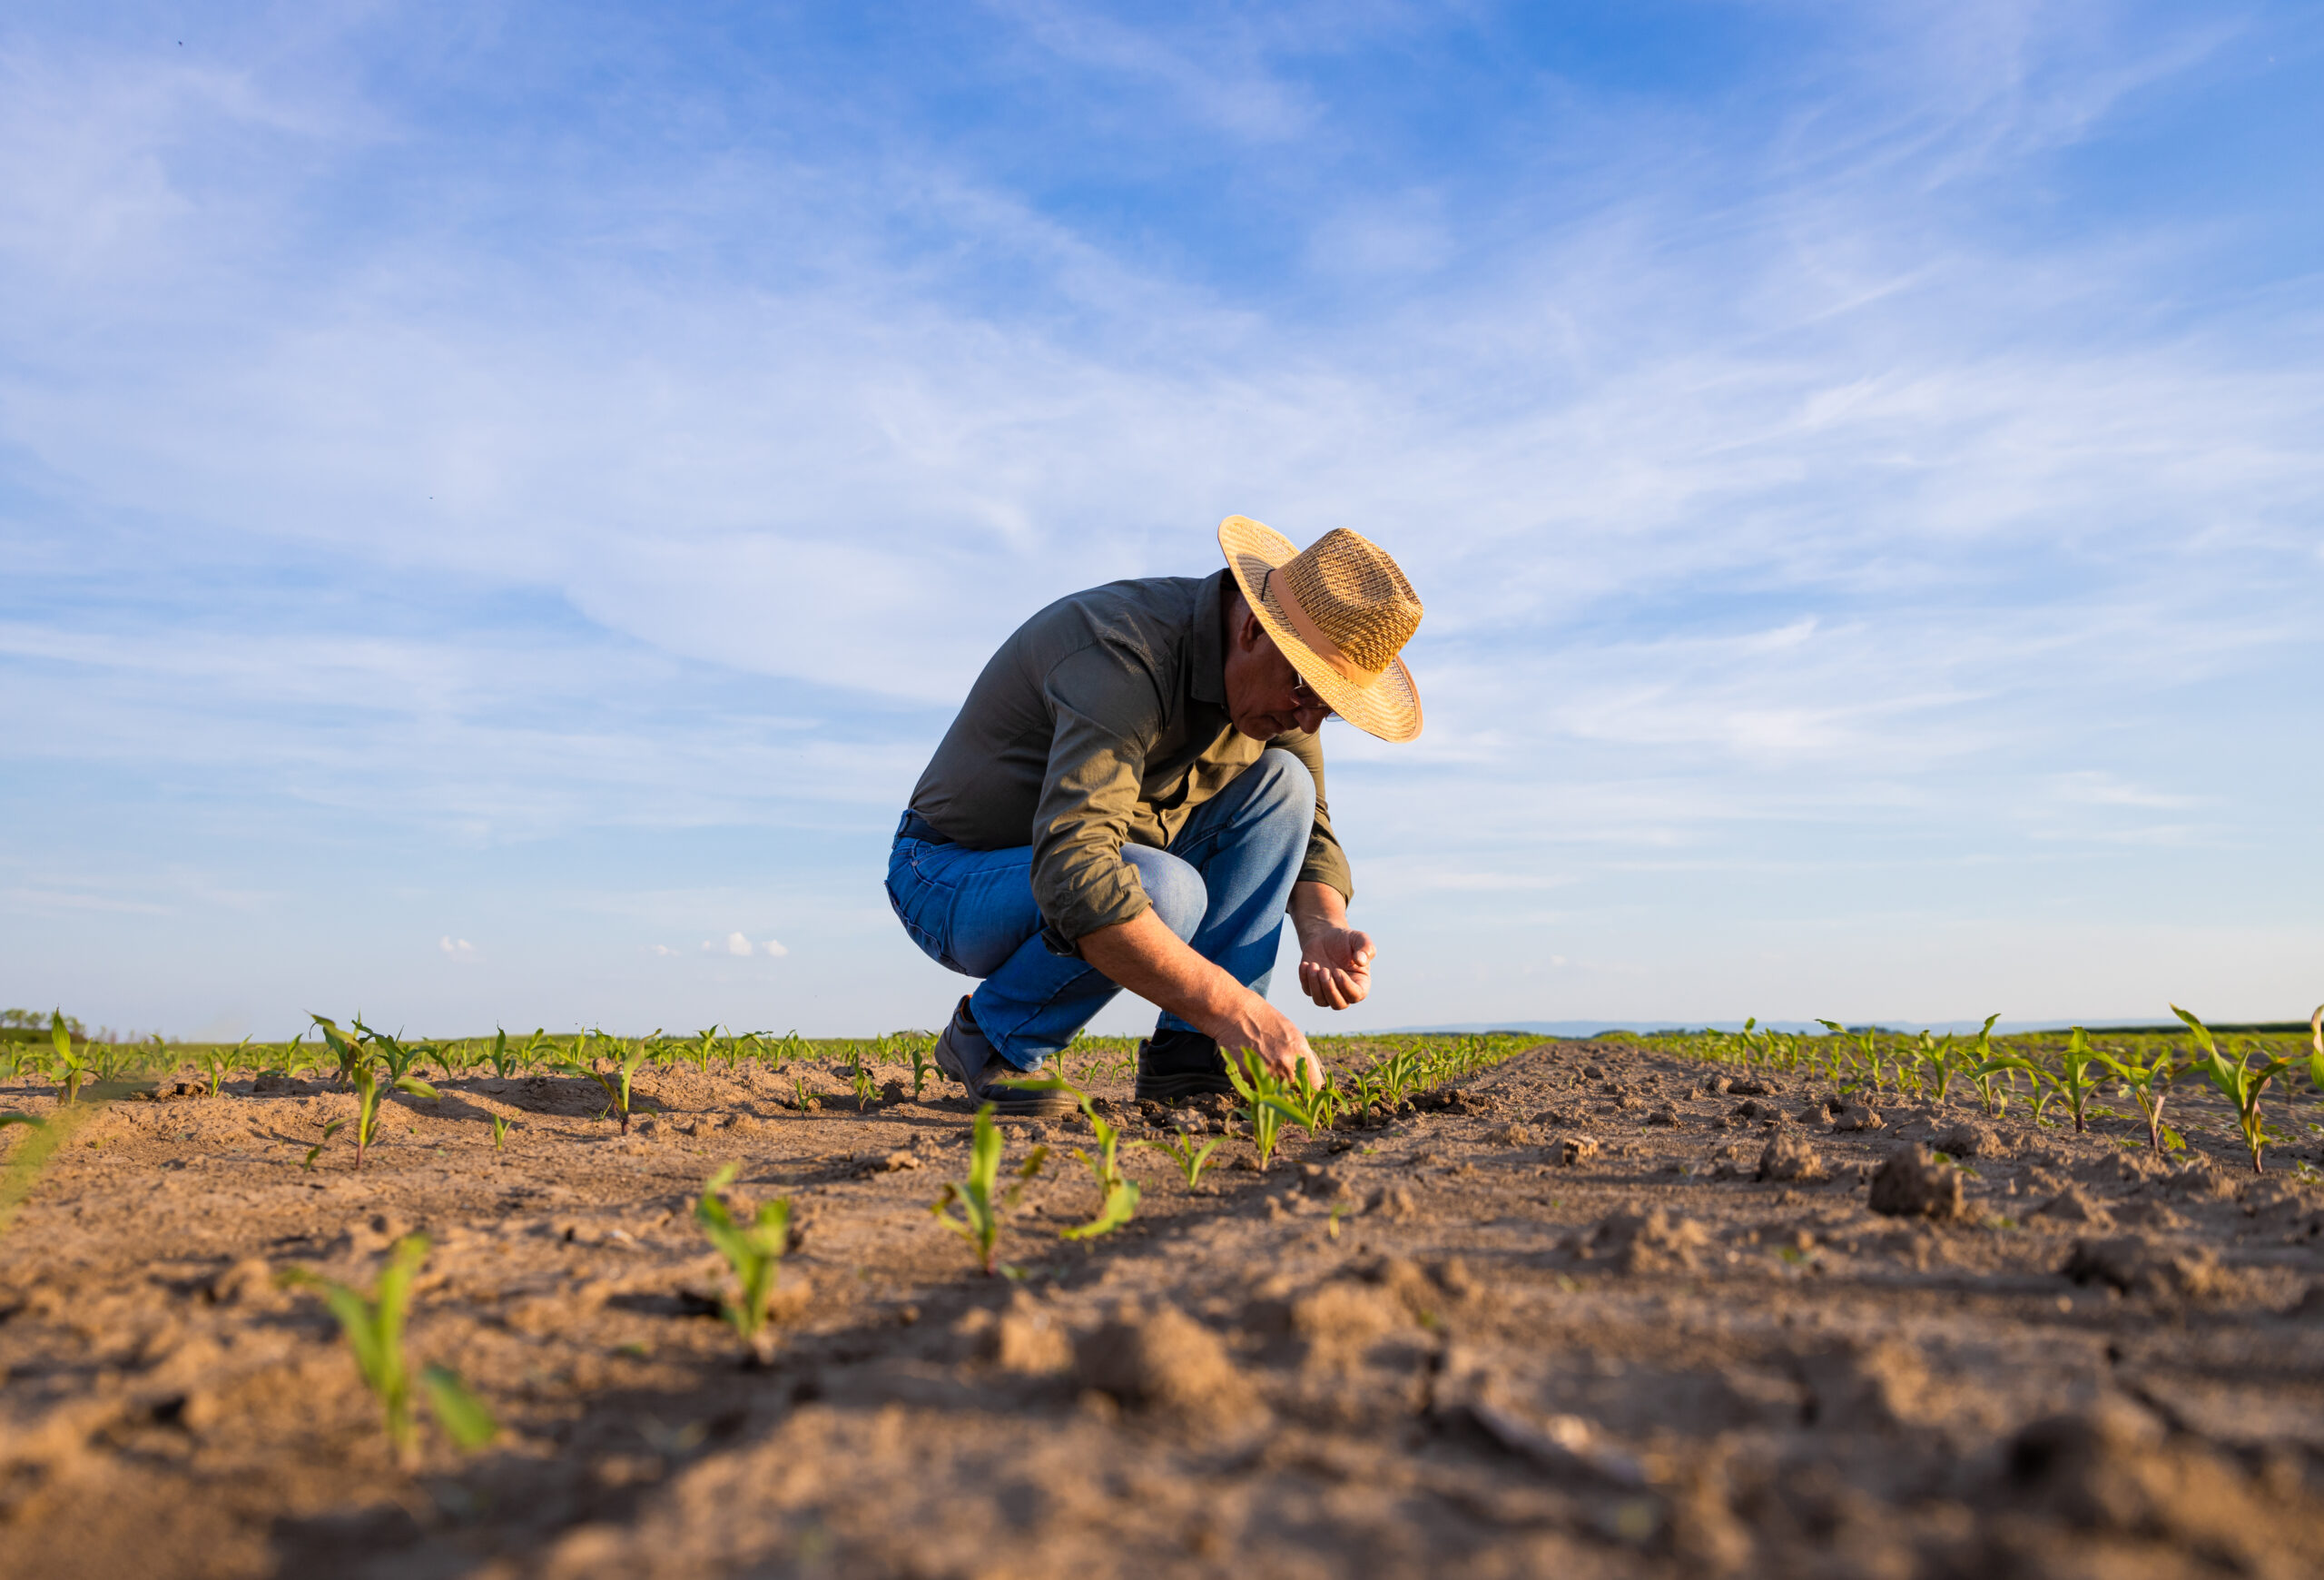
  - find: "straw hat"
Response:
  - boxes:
[1218,515,1423,743]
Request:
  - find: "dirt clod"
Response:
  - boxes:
[1589,1209,1709,1272]
[2063,1236,2226,1299]
[1073,1305,1245,1421]
[1866,1145,1964,1220]
[1757,1131,1827,1183]
[1933,1120,1999,1157]
[2034,1185,2112,1228]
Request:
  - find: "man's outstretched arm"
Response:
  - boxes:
[1077,911,1322,1086]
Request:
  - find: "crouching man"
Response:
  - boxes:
[885,516,1425,1117]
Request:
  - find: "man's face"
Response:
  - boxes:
[1223,595,1334,739]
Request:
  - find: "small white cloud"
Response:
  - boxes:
[725,931,753,957]
[650,943,676,956]
[438,936,475,960]
[763,938,789,958]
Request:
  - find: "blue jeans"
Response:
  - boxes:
[885,748,1315,1071]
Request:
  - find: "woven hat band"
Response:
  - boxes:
[1264,569,1380,687]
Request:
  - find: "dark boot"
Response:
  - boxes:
[931,997,1076,1117]
[1134,1028,1236,1101]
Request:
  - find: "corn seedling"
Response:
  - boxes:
[931,1103,1048,1274]
[565,1032,653,1133]
[318,1061,438,1170]
[2099,1042,2179,1154]
[907,1039,935,1101]
[311,1014,370,1087]
[491,1114,513,1151]
[351,1017,434,1087]
[1959,1015,2009,1113]
[1003,1071,1139,1241]
[1916,1031,1965,1104]
[277,1235,496,1460]
[694,1162,794,1352]
[847,1051,879,1111]
[1142,1126,1220,1190]
[195,1040,244,1098]
[1265,1062,1340,1136]
[789,1072,813,1112]
[46,1011,86,1106]
[2173,1004,2285,1173]
[1226,1051,1288,1171]
[690,1025,722,1075]
[2049,1028,2109,1134]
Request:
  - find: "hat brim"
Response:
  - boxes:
[1218,515,1423,744]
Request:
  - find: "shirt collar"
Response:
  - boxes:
[1190,568,1230,707]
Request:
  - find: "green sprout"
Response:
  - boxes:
[2101,1039,2179,1154]
[189,1040,240,1098]
[46,1011,86,1107]
[1002,1071,1139,1240]
[1142,1127,1220,1190]
[2174,1004,2286,1173]
[1260,1061,1339,1138]
[1226,1051,1289,1171]
[491,1114,513,1151]
[310,1014,370,1088]
[2047,1027,2110,1133]
[309,1059,438,1171]
[694,1162,793,1352]
[1962,1015,2011,1113]
[278,1235,496,1461]
[931,1103,1047,1275]
[564,1032,653,1133]
[907,1039,935,1101]
[848,1052,879,1111]
[485,1028,518,1080]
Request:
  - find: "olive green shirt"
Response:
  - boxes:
[908,569,1352,948]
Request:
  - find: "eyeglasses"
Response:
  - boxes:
[1289,676,1334,716]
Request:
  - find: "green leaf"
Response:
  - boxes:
[421,1365,497,1450]
[2169,1003,2218,1060]
[394,1075,438,1101]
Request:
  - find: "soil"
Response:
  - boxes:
[4,1038,2323,1579]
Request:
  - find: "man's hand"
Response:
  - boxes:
[1078,910,1322,1086]
[1290,881,1374,1011]
[1297,925,1374,1010]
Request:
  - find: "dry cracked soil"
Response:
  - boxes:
[4,1038,2323,1580]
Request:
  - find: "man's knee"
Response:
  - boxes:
[1125,848,1206,941]
[1248,747,1317,823]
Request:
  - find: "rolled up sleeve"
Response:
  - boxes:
[1275,729,1353,902]
[1029,645,1162,949]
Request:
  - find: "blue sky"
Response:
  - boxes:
[3,1,2319,1042]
